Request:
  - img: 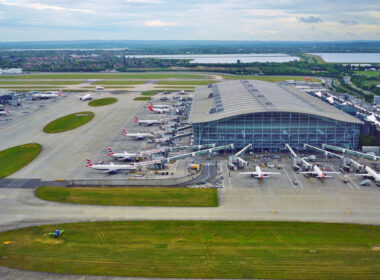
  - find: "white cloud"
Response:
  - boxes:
[144,19,177,27]
[125,0,163,3]
[0,0,94,14]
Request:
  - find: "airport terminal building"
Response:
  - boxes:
[190,80,362,152]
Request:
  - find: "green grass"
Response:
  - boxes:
[154,86,196,89]
[88,97,118,107]
[134,96,151,101]
[0,81,83,85]
[0,143,42,178]
[141,90,161,96]
[156,80,218,85]
[302,53,326,64]
[92,81,145,85]
[35,187,218,207]
[222,75,321,83]
[354,71,380,78]
[0,221,379,279]
[43,112,94,133]
[0,73,209,80]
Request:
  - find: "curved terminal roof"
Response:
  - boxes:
[190,80,362,124]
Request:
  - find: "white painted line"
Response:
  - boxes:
[282,165,297,190]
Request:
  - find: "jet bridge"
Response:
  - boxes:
[166,144,234,162]
[285,143,312,170]
[304,144,363,171]
[228,144,252,170]
[322,144,380,161]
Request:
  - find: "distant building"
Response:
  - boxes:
[0,68,23,75]
[190,80,362,152]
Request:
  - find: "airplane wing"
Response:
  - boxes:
[262,172,281,175]
[299,171,318,175]
[323,171,340,174]
[354,173,370,176]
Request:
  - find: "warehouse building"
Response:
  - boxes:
[190,80,362,152]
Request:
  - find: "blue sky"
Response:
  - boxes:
[0,0,379,41]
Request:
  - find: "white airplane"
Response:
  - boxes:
[240,166,281,179]
[80,94,92,101]
[134,116,163,126]
[121,129,154,140]
[299,165,339,179]
[86,159,136,174]
[149,102,171,109]
[33,89,63,99]
[0,108,10,116]
[355,166,380,182]
[326,96,334,104]
[107,147,138,161]
[148,104,170,114]
[96,86,104,90]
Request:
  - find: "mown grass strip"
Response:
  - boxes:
[35,187,218,207]
[0,221,379,279]
[43,112,94,133]
[156,80,217,85]
[88,97,117,107]
[134,96,151,101]
[0,143,42,178]
[92,81,145,85]
[222,75,321,82]
[0,81,83,85]
[0,73,209,80]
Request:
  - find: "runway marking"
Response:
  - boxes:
[270,209,277,215]
[259,180,264,188]
[345,210,352,215]
[330,166,356,190]
[0,194,4,200]
[322,181,328,190]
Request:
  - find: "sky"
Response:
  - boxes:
[0,0,379,42]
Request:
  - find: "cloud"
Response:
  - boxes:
[144,19,177,27]
[0,0,94,14]
[298,16,322,23]
[339,19,358,25]
[125,0,162,3]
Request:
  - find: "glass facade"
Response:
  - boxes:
[193,112,361,152]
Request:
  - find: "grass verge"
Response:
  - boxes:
[156,81,218,85]
[0,73,209,80]
[88,97,117,107]
[35,187,218,207]
[134,96,151,101]
[0,81,83,85]
[222,75,321,83]
[43,112,94,133]
[0,143,42,178]
[0,221,379,279]
[92,81,145,85]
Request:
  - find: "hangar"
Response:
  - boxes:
[190,80,362,152]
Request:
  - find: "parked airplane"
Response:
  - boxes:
[299,165,339,178]
[96,86,104,90]
[121,129,154,140]
[355,166,380,182]
[148,104,170,114]
[32,89,63,99]
[107,147,138,161]
[80,93,92,101]
[240,166,280,179]
[0,108,10,116]
[85,159,136,174]
[149,102,171,109]
[134,116,163,126]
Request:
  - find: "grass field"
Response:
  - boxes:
[354,71,380,78]
[0,221,379,279]
[154,86,196,89]
[0,81,83,85]
[0,73,209,80]
[92,81,146,85]
[88,98,118,107]
[35,187,218,207]
[141,90,161,96]
[43,112,94,133]
[222,75,321,83]
[0,143,42,178]
[134,96,151,101]
[156,80,217,85]
[302,53,326,64]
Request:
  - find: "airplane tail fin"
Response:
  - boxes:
[148,105,154,112]
[107,147,114,156]
[134,116,139,122]
[85,159,93,167]
[5,108,10,114]
[121,129,128,136]
[58,89,63,96]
